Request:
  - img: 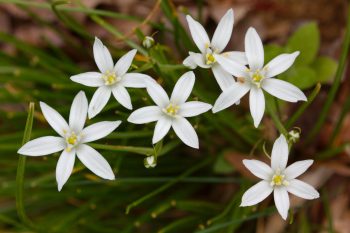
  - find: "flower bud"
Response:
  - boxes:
[288,129,300,143]
[144,155,156,168]
[142,36,155,49]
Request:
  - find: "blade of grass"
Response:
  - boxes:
[286,83,321,129]
[306,6,350,144]
[328,94,350,144]
[16,102,35,229]
[0,0,141,21]
[125,156,213,214]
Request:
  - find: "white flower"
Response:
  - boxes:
[128,71,212,149]
[240,135,319,220]
[183,9,248,91]
[70,37,155,118]
[18,91,120,191]
[212,27,307,127]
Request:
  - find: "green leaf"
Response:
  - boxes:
[264,44,284,63]
[311,56,338,83]
[287,22,320,65]
[213,154,234,174]
[280,66,317,90]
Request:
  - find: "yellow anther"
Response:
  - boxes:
[252,72,263,83]
[165,103,179,116]
[272,174,283,186]
[67,135,77,145]
[102,71,117,85]
[205,53,216,65]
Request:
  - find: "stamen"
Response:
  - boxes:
[250,70,264,88]
[163,103,179,117]
[205,53,216,65]
[65,131,80,152]
[102,71,119,85]
[270,169,288,187]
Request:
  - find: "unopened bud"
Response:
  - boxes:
[288,129,300,143]
[144,155,156,168]
[142,36,155,49]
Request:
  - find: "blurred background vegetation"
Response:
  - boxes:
[0,0,349,232]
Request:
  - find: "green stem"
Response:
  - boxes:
[16,103,35,228]
[306,6,350,144]
[329,94,350,145]
[125,157,213,214]
[88,143,154,155]
[266,98,288,136]
[286,83,321,129]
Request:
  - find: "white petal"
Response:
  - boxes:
[18,136,65,156]
[186,52,211,68]
[211,64,235,91]
[287,179,320,200]
[178,101,212,117]
[88,86,111,119]
[69,91,88,132]
[211,9,234,53]
[40,102,69,137]
[284,160,313,179]
[152,116,172,144]
[265,52,300,78]
[242,159,273,180]
[212,82,250,113]
[221,51,248,65]
[81,121,122,143]
[271,135,289,170]
[122,73,156,88]
[240,180,273,206]
[112,85,132,110]
[214,54,248,78]
[183,54,197,69]
[249,87,265,128]
[93,37,114,73]
[170,71,195,104]
[146,82,169,108]
[186,15,210,53]
[76,144,115,180]
[262,78,307,102]
[274,187,290,220]
[128,106,162,124]
[56,149,75,191]
[245,27,264,70]
[114,49,137,77]
[70,72,104,87]
[172,117,199,149]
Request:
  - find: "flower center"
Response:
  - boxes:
[102,71,120,86]
[163,103,179,117]
[270,169,289,187]
[64,131,81,152]
[205,53,216,65]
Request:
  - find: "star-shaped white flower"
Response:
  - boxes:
[241,135,319,220]
[70,37,155,118]
[183,9,248,91]
[212,27,307,127]
[18,91,120,191]
[128,71,212,149]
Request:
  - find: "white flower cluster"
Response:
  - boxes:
[17,8,318,220]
